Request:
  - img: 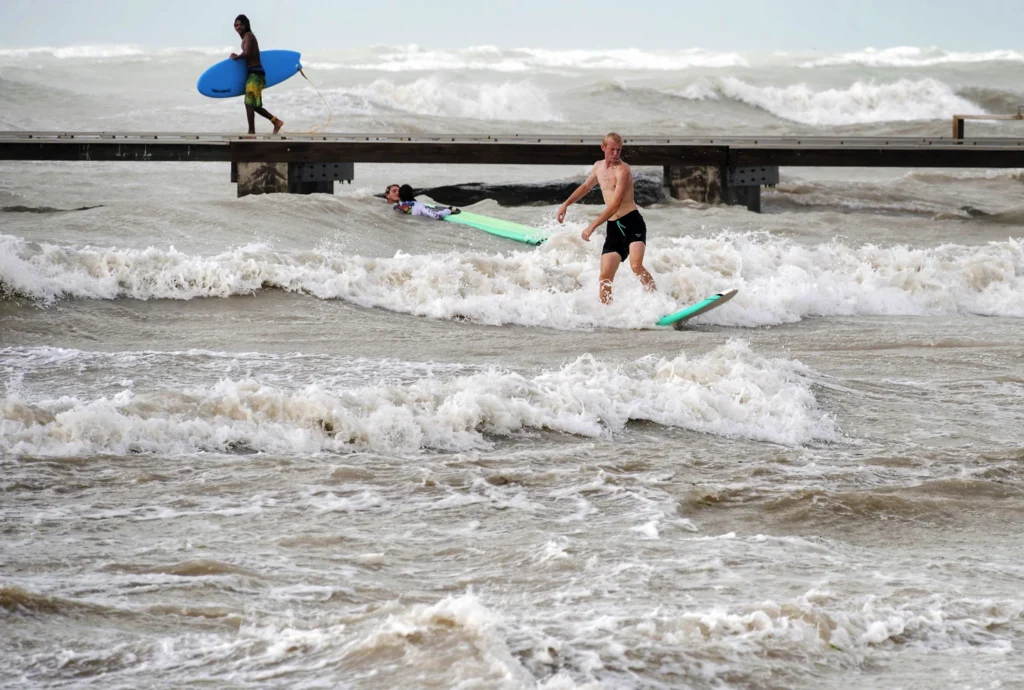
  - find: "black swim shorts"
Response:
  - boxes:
[602,209,647,260]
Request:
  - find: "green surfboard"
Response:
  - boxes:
[657,288,738,328]
[443,211,547,245]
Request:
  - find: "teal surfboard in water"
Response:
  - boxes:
[196,50,302,98]
[443,211,547,245]
[657,288,738,328]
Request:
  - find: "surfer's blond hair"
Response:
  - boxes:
[603,132,623,145]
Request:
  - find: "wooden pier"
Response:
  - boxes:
[2,131,1023,211]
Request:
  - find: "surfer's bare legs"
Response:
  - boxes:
[628,241,656,292]
[244,105,257,135]
[596,243,655,304]
[598,253,622,304]
[257,108,283,134]
[246,105,282,134]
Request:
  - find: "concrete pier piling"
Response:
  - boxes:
[234,161,288,197]
[663,165,723,205]
[231,161,354,197]
[663,165,777,212]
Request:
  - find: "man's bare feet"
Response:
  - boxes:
[271,117,284,134]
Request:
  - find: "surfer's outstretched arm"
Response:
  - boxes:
[556,169,599,223]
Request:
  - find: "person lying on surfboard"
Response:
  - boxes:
[385,184,462,220]
[231,14,284,135]
[556,132,656,305]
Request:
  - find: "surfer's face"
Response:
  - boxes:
[601,141,622,163]
[385,185,400,203]
[234,20,245,36]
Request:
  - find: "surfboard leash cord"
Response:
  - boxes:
[279,66,332,135]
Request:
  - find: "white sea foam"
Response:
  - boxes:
[0,340,838,456]
[2,43,1019,71]
[802,46,1024,68]
[675,77,983,125]
[902,168,1024,183]
[3,232,1022,326]
[614,593,1022,666]
[0,346,475,395]
[313,77,562,122]
[1,43,1014,131]
[308,45,531,73]
[0,44,147,60]
[515,47,748,71]
[0,45,231,60]
[308,45,748,72]
[346,593,538,688]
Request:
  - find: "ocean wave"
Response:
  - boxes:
[0,346,475,395]
[673,77,983,125]
[801,46,1024,68]
[307,44,531,73]
[0,43,745,71]
[309,45,748,72]
[769,179,954,216]
[313,77,562,122]
[336,587,1024,687]
[0,44,231,60]
[3,232,1021,325]
[515,47,748,71]
[1,204,103,214]
[605,592,1021,670]
[0,584,112,616]
[902,169,1024,184]
[0,341,837,456]
[954,86,1024,118]
[3,43,1021,72]
[771,173,1024,217]
[343,593,536,686]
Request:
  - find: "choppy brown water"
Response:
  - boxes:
[2,45,1024,689]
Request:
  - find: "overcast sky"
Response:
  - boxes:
[1,0,1020,52]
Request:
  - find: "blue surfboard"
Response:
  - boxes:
[657,288,738,328]
[196,50,302,98]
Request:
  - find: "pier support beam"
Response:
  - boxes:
[231,161,354,197]
[663,165,723,205]
[722,185,761,213]
[235,162,289,197]
[663,165,776,213]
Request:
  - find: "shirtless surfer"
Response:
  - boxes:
[556,132,656,304]
[230,14,284,135]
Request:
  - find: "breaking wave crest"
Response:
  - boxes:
[0,341,838,456]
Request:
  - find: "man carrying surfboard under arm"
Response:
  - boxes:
[230,14,284,135]
[556,132,656,305]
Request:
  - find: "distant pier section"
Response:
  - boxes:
[2,131,1023,212]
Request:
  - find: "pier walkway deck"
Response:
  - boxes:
[3,131,1022,211]
[2,131,1023,167]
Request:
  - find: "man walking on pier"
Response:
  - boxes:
[556,132,656,304]
[231,14,284,135]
